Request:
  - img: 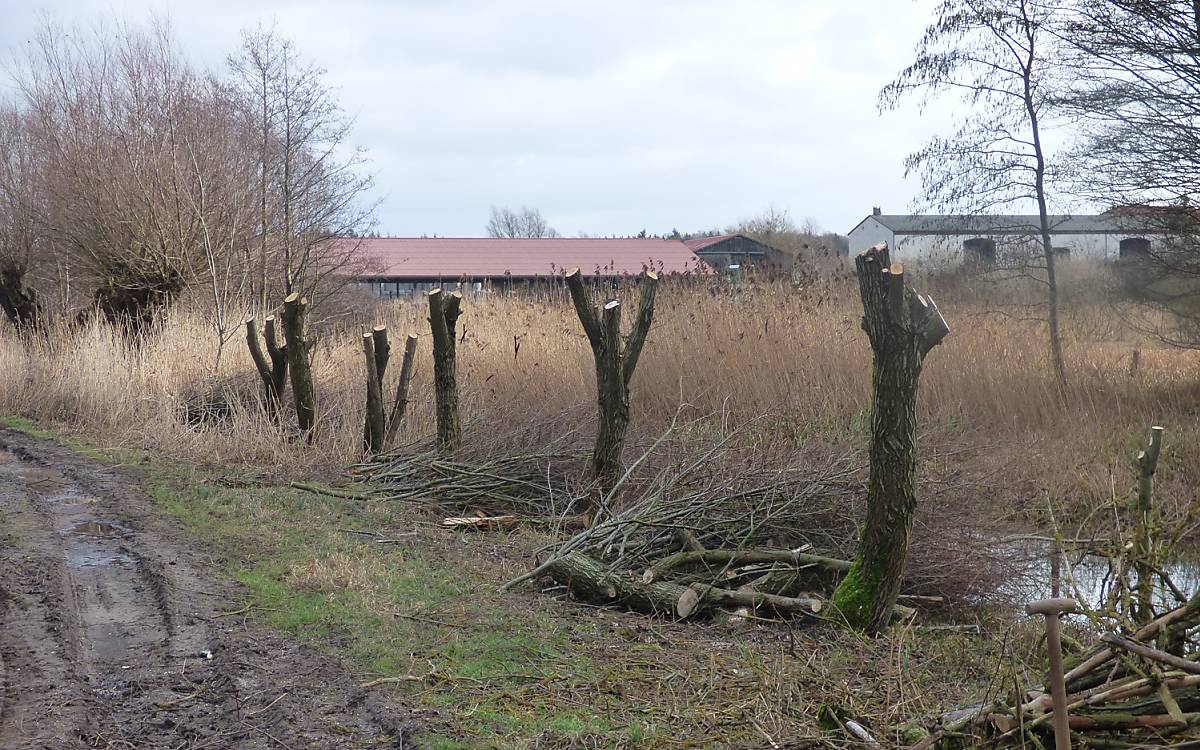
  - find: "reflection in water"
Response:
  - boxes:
[1008,541,1200,612]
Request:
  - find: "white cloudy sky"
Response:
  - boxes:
[0,0,948,237]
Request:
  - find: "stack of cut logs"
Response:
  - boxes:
[506,542,923,623]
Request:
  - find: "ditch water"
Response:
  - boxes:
[1006,540,1200,612]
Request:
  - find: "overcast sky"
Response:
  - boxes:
[0,0,947,237]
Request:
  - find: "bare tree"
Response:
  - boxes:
[229,26,376,304]
[884,0,1069,387]
[13,19,209,333]
[486,205,560,238]
[0,105,48,327]
[1056,1,1200,343]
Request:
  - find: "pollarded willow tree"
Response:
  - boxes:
[884,0,1069,387]
[831,244,949,634]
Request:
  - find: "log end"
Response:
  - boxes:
[373,324,387,333]
[645,270,659,281]
[603,300,620,310]
[284,292,300,304]
[428,288,442,297]
[565,267,581,278]
[677,586,701,619]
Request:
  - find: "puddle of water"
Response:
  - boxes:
[47,490,100,505]
[67,547,132,569]
[70,521,125,537]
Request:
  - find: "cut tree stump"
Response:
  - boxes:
[362,332,386,455]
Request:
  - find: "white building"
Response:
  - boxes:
[847,209,1164,264]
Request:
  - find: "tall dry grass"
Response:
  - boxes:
[0,264,1195,493]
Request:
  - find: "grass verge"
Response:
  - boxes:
[3,417,1038,749]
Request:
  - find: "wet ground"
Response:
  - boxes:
[0,428,410,749]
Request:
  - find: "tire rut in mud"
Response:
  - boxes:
[0,429,411,749]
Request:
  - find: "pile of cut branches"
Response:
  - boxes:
[360,441,589,515]
[500,437,890,621]
[908,594,1200,748]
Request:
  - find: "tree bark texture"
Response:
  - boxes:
[565,269,658,502]
[428,289,462,454]
[831,243,949,634]
[361,332,386,456]
[362,325,390,449]
[245,315,289,418]
[385,333,419,448]
[281,293,316,437]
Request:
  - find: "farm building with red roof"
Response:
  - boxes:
[682,234,791,275]
[351,237,711,297]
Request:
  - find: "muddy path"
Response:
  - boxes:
[0,428,410,749]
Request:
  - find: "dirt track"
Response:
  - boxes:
[0,428,409,749]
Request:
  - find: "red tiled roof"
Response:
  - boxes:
[351,237,709,279]
[683,234,735,252]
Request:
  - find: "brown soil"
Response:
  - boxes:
[0,428,410,749]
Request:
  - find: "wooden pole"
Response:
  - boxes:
[385,333,419,448]
[281,293,316,437]
[428,289,462,453]
[1028,597,1080,750]
[830,244,948,634]
[362,333,386,455]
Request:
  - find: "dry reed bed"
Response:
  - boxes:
[0,280,1189,461]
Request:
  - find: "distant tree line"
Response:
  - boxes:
[0,18,374,338]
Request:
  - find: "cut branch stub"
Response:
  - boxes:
[832,243,949,634]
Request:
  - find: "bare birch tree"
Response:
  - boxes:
[884,0,1069,387]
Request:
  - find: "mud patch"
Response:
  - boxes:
[0,430,406,749]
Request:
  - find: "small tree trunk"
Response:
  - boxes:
[281,293,317,438]
[245,315,289,418]
[565,269,658,506]
[361,333,386,456]
[428,289,462,453]
[385,333,419,447]
[1134,425,1165,623]
[264,315,289,407]
[831,243,948,634]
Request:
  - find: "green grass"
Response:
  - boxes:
[0,416,1025,749]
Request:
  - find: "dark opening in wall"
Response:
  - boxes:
[1052,246,1071,261]
[962,237,996,266]
[1119,237,1152,262]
